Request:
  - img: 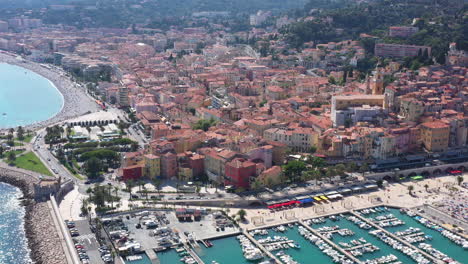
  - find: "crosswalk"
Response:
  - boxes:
[75,233,97,246]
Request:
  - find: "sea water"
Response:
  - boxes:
[0,63,63,128]
[0,182,32,264]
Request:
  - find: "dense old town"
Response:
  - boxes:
[0,1,467,264]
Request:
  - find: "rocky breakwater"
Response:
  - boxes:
[0,167,67,264]
[26,202,67,264]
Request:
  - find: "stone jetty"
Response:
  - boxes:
[0,166,67,264]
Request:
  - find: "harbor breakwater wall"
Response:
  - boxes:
[0,167,71,264]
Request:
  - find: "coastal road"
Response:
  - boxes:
[32,129,88,193]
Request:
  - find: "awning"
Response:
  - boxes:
[324,191,338,196]
[411,176,424,180]
[298,198,314,204]
[337,188,352,194]
[320,196,328,200]
[327,194,343,200]
[364,184,378,190]
[295,195,310,200]
[313,196,322,201]
[351,186,364,191]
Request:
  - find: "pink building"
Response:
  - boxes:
[161,152,177,179]
[248,145,273,169]
[224,158,256,189]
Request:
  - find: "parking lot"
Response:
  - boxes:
[67,219,104,264]
[102,209,239,258]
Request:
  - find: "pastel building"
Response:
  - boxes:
[420,121,449,152]
[144,154,161,179]
[161,152,178,179]
[224,158,256,189]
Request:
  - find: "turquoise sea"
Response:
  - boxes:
[0,63,63,128]
[0,182,32,264]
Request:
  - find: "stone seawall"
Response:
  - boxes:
[0,167,67,264]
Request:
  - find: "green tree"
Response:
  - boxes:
[408,185,414,195]
[0,145,3,158]
[17,126,24,141]
[308,146,317,154]
[456,175,464,186]
[376,179,383,188]
[359,163,370,176]
[193,118,217,132]
[325,167,336,181]
[334,164,346,176]
[283,160,306,182]
[126,179,135,197]
[131,142,139,152]
[7,151,16,162]
[56,147,66,163]
[424,184,429,192]
[238,209,247,221]
[84,157,102,179]
[346,162,358,172]
[308,156,325,168]
[152,178,161,197]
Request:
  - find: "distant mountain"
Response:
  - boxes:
[0,0,84,9]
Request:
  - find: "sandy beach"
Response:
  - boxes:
[0,52,99,131]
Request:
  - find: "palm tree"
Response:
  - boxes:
[456,175,464,186]
[113,186,119,207]
[107,184,113,209]
[138,180,144,193]
[424,184,429,192]
[359,163,370,177]
[152,178,161,197]
[143,185,148,201]
[407,185,414,195]
[127,179,134,198]
[238,209,247,221]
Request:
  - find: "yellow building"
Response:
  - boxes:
[371,68,384,95]
[144,154,160,179]
[178,167,192,182]
[332,94,386,110]
[420,121,449,152]
[256,166,283,187]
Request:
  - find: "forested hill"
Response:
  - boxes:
[280,0,467,62]
[0,0,308,28]
[0,0,308,15]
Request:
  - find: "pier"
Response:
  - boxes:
[401,232,425,239]
[346,243,373,251]
[297,220,363,264]
[184,243,205,264]
[242,230,282,264]
[145,249,159,264]
[349,211,443,264]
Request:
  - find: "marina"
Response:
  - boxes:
[357,207,468,264]
[306,214,416,264]
[196,236,263,264]
[124,253,151,264]
[120,206,468,264]
[155,248,194,264]
[250,224,353,264]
